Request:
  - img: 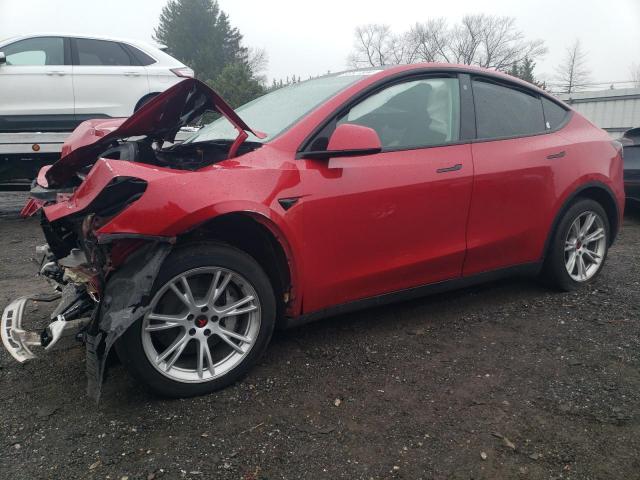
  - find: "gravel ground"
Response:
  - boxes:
[1,191,639,480]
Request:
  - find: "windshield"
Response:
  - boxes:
[184,70,382,144]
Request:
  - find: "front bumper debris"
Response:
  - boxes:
[1,293,91,363]
[1,294,60,362]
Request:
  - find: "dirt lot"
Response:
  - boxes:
[1,191,639,480]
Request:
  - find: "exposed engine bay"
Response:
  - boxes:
[98,136,260,172]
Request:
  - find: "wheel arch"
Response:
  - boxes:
[134,92,161,112]
[175,211,299,326]
[543,181,621,260]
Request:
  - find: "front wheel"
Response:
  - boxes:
[543,198,610,291]
[116,243,276,397]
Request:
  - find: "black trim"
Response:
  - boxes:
[302,147,382,160]
[541,181,621,257]
[278,197,299,211]
[96,233,176,245]
[69,38,78,65]
[459,73,476,140]
[546,151,566,160]
[0,113,111,133]
[0,114,77,132]
[282,262,542,329]
[436,163,462,173]
[63,37,72,65]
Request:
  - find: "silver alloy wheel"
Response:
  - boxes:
[564,211,607,282]
[141,267,261,383]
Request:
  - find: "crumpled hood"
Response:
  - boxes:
[45,78,261,187]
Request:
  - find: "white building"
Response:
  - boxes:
[557,87,640,138]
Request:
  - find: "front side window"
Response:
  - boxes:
[337,77,460,149]
[3,37,64,66]
[75,38,133,66]
[473,79,545,139]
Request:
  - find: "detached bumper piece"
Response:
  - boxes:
[1,293,90,363]
[1,297,43,362]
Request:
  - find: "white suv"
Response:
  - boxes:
[0,33,194,132]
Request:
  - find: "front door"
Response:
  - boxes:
[0,36,74,131]
[298,76,473,313]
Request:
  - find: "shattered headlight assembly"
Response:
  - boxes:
[85,176,147,219]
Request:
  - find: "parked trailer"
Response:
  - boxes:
[0,132,67,190]
[0,130,194,190]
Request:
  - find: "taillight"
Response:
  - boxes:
[170,67,194,78]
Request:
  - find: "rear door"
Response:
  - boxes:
[464,78,571,275]
[0,36,74,131]
[71,38,150,119]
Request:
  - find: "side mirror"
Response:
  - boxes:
[0,52,6,65]
[303,123,382,160]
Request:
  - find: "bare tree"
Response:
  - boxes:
[247,47,268,75]
[555,40,591,93]
[348,24,394,67]
[348,15,546,73]
[631,63,640,88]
[407,19,450,63]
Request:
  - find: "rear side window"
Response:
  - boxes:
[75,38,133,66]
[124,44,156,66]
[473,79,545,139]
[4,37,64,66]
[542,97,568,130]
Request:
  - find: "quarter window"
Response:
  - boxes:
[75,38,134,66]
[124,44,156,66]
[4,37,64,66]
[337,77,460,149]
[541,97,568,130]
[473,79,545,139]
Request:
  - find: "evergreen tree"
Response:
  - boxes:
[211,63,264,108]
[508,57,537,85]
[154,0,245,83]
[154,0,266,107]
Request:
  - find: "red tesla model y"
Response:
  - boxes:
[2,64,624,398]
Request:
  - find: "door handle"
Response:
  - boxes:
[436,164,462,173]
[46,70,66,76]
[546,150,566,160]
[124,71,141,76]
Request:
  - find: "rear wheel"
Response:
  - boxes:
[543,198,609,291]
[116,243,276,397]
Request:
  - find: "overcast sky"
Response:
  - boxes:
[1,0,638,88]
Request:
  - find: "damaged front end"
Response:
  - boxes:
[3,187,173,399]
[2,78,260,399]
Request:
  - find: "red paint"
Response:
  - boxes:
[35,65,624,319]
[20,198,44,218]
[326,123,381,151]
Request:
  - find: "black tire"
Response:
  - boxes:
[134,93,159,112]
[116,243,276,398]
[542,198,610,291]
